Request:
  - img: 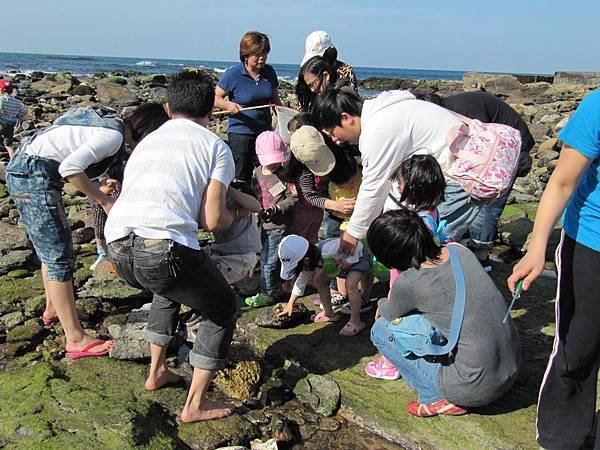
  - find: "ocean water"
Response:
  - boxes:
[0,51,465,84]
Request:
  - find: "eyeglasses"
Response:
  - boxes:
[307,77,322,93]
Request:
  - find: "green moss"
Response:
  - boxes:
[7,269,31,279]
[0,271,45,304]
[102,76,128,85]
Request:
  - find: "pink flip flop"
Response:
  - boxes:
[339,320,366,337]
[311,311,341,323]
[66,340,114,360]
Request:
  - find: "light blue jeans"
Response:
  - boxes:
[438,182,482,242]
[6,151,75,281]
[371,317,443,404]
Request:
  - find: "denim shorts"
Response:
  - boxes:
[6,151,74,281]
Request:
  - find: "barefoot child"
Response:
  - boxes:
[245,131,297,307]
[278,234,371,336]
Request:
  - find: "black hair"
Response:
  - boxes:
[123,102,169,145]
[412,91,444,106]
[311,88,363,131]
[273,152,302,183]
[292,242,321,278]
[367,208,442,271]
[295,56,339,112]
[328,149,358,185]
[391,154,446,212]
[167,70,215,119]
[287,112,313,133]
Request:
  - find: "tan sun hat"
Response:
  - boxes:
[290,125,336,176]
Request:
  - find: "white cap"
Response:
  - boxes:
[301,31,333,67]
[278,235,310,280]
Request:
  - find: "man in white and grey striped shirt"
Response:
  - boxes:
[0,79,28,157]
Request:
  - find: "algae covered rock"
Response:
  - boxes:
[77,270,148,301]
[214,345,262,399]
[293,374,340,417]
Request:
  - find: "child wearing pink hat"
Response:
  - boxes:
[245,131,298,307]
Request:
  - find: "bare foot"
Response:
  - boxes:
[180,399,234,423]
[145,369,185,391]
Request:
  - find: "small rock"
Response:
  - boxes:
[7,319,45,343]
[255,303,310,329]
[72,227,95,244]
[250,438,278,450]
[2,311,26,329]
[317,416,341,432]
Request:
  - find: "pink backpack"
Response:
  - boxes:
[445,113,521,202]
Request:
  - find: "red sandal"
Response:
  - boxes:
[406,399,467,417]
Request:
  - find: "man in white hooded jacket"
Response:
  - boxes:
[311,88,482,254]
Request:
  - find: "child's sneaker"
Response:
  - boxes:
[320,293,349,312]
[364,356,400,381]
[341,297,373,315]
[244,293,271,308]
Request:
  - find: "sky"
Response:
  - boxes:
[2,0,598,74]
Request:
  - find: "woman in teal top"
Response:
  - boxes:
[509,89,600,449]
[215,31,280,183]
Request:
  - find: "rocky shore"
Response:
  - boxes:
[0,68,599,449]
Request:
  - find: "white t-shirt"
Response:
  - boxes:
[24,125,123,178]
[104,119,235,249]
[346,90,462,240]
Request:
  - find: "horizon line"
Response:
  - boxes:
[0,50,558,77]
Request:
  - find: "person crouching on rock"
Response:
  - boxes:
[277,234,372,336]
[5,106,125,359]
[104,70,238,422]
[367,209,521,417]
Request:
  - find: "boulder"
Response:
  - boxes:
[463,73,523,96]
[108,304,152,359]
[536,137,558,155]
[293,374,340,417]
[0,249,34,275]
[554,71,600,87]
[95,81,138,106]
[0,221,30,253]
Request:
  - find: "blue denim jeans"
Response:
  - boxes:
[260,227,285,297]
[438,182,483,242]
[6,151,75,281]
[108,234,236,370]
[371,318,444,404]
[468,184,511,251]
[227,133,257,183]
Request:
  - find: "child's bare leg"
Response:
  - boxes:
[336,277,346,297]
[316,271,335,316]
[345,271,365,326]
[360,270,374,300]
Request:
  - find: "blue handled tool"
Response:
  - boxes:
[503,280,523,324]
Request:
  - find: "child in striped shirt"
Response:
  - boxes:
[0,80,28,158]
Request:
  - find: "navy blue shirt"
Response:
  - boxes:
[217,62,279,135]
